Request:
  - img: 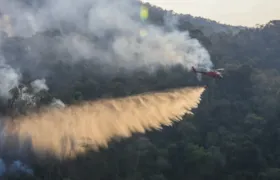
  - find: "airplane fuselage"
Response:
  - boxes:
[192,66,223,79]
[205,71,223,79]
[196,70,223,79]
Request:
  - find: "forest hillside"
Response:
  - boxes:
[0,0,280,180]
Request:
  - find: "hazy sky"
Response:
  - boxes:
[141,0,280,27]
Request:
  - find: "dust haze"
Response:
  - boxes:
[0,86,205,160]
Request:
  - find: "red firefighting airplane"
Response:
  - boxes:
[192,66,224,80]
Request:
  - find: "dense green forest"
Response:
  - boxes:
[2,1,280,180]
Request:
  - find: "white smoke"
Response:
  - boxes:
[0,0,214,109]
[30,78,49,93]
[0,1,211,175]
[30,79,66,109]
[0,57,21,100]
[7,78,65,112]
[0,0,213,74]
[8,160,34,175]
[0,158,33,177]
[163,11,179,31]
[50,98,65,108]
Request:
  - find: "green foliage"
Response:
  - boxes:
[3,2,280,180]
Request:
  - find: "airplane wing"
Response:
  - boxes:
[216,68,225,71]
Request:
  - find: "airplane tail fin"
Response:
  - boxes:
[192,66,202,81]
[192,66,196,73]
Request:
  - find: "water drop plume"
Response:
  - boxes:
[1,86,206,160]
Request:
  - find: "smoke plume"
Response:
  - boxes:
[0,0,212,85]
[0,0,213,178]
[30,79,48,93]
[0,57,21,100]
[0,86,205,160]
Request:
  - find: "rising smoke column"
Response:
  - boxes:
[0,56,21,101]
[0,86,206,160]
[0,0,213,80]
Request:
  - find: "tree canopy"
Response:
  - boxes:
[1,1,280,180]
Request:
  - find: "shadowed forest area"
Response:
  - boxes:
[1,1,280,180]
